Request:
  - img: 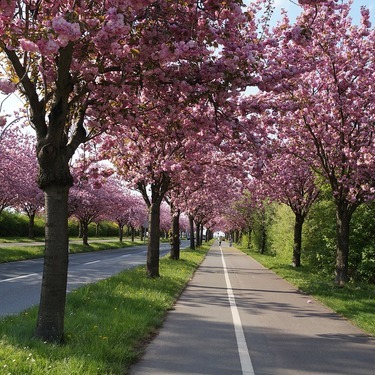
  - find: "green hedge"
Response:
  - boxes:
[240,198,375,284]
[0,211,119,239]
[68,219,119,237]
[0,211,45,238]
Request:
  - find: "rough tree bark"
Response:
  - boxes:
[195,220,201,247]
[81,220,89,246]
[138,174,170,278]
[118,224,124,242]
[189,214,195,250]
[35,185,70,342]
[170,209,180,260]
[28,212,35,239]
[147,201,161,277]
[292,213,305,267]
[334,201,354,286]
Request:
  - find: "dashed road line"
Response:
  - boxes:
[0,273,38,283]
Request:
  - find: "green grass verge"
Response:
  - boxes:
[0,238,145,263]
[0,237,45,243]
[0,246,208,374]
[237,245,375,337]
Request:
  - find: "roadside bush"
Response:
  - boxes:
[268,204,294,260]
[0,212,119,240]
[350,202,375,283]
[303,195,336,277]
[68,219,118,238]
[250,202,276,255]
[0,210,44,237]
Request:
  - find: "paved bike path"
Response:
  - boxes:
[129,241,375,375]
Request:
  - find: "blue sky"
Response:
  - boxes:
[245,0,375,25]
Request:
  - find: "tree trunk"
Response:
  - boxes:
[260,224,266,254]
[292,213,305,267]
[131,226,135,242]
[81,221,89,246]
[147,202,161,278]
[335,203,353,286]
[195,221,200,247]
[235,230,239,243]
[118,224,123,242]
[247,225,252,249]
[28,212,35,239]
[78,222,83,238]
[206,229,210,242]
[189,215,195,250]
[170,210,180,260]
[35,186,69,343]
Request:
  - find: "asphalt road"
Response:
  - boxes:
[0,241,177,317]
[130,241,375,375]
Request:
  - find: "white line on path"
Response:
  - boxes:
[220,246,255,375]
[0,273,38,283]
[84,260,101,265]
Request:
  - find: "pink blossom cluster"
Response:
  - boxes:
[298,0,328,4]
[52,16,81,43]
[0,79,16,94]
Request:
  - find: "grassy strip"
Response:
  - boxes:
[0,246,208,374]
[0,238,145,263]
[238,245,375,337]
[0,245,46,263]
[0,237,45,243]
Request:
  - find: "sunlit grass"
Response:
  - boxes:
[0,246,208,374]
[0,237,45,243]
[0,245,46,262]
[238,244,375,337]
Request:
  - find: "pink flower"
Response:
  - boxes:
[37,38,60,55]
[19,38,39,52]
[52,16,81,41]
[0,116,7,127]
[0,79,16,94]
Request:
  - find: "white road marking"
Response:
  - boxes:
[0,273,38,283]
[84,260,101,265]
[220,246,255,375]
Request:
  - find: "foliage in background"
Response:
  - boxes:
[0,211,45,238]
[268,204,294,258]
[349,202,375,283]
[249,202,275,254]
[68,219,118,238]
[240,195,374,284]
[303,192,337,278]
[0,211,119,239]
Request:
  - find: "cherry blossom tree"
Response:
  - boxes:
[259,152,320,266]
[95,0,269,277]
[256,1,374,284]
[165,194,182,260]
[160,202,172,235]
[1,0,199,341]
[69,180,109,246]
[106,187,147,243]
[0,127,23,214]
[13,134,44,239]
